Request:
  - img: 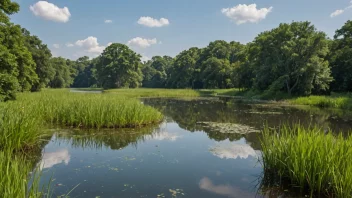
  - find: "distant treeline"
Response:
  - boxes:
[1,1,352,101]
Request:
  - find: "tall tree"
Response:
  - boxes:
[330,20,352,92]
[72,56,97,88]
[49,57,73,88]
[250,21,332,95]
[142,56,173,88]
[22,28,54,91]
[168,47,200,88]
[95,43,143,89]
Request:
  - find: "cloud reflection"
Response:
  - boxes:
[210,144,257,159]
[39,149,71,169]
[199,177,255,198]
[147,132,181,141]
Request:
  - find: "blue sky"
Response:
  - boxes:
[10,0,352,60]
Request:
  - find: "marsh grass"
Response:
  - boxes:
[261,124,352,197]
[104,88,201,97]
[290,94,352,110]
[15,89,163,129]
[0,150,45,198]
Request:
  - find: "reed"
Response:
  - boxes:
[290,94,352,110]
[261,124,352,197]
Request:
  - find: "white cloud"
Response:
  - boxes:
[330,10,344,18]
[127,37,158,48]
[331,1,352,18]
[105,19,113,23]
[209,144,257,160]
[38,149,70,170]
[107,42,113,46]
[75,36,107,57]
[30,1,71,23]
[65,43,74,47]
[53,44,60,49]
[221,4,272,25]
[137,16,170,27]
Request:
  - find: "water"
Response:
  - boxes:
[38,98,352,198]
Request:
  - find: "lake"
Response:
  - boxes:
[37,98,352,198]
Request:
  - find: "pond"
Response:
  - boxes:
[38,98,352,198]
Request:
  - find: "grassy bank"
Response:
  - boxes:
[261,125,352,197]
[290,94,352,110]
[104,88,201,98]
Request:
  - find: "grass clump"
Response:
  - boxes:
[104,88,200,98]
[261,124,352,197]
[0,151,44,198]
[290,94,352,110]
[18,90,163,128]
[0,101,44,152]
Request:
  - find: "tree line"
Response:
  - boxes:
[1,0,352,101]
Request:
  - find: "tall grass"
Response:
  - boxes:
[0,150,45,198]
[261,124,352,197]
[17,90,163,128]
[290,94,352,110]
[104,88,200,98]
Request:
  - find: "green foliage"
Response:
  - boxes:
[95,43,143,89]
[72,56,97,88]
[49,57,74,88]
[330,20,352,92]
[22,28,54,91]
[250,21,332,96]
[167,47,200,88]
[261,124,352,197]
[142,56,173,88]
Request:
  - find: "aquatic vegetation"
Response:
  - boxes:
[290,94,352,110]
[261,124,352,197]
[14,90,163,128]
[197,122,260,134]
[104,88,201,98]
[0,151,43,198]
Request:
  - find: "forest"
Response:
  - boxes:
[1,0,352,102]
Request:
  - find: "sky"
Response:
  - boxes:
[10,0,352,60]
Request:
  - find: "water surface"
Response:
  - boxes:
[38,98,352,198]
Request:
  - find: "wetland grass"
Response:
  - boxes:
[104,88,201,98]
[21,90,164,128]
[290,94,352,110]
[261,124,352,197]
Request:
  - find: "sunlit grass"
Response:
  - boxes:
[261,124,352,197]
[289,94,352,110]
[104,88,201,97]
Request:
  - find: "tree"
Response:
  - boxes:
[0,0,19,24]
[22,28,54,91]
[168,47,200,88]
[330,20,352,92]
[49,57,73,88]
[95,43,143,89]
[72,57,97,88]
[250,21,332,96]
[0,1,38,100]
[142,56,173,88]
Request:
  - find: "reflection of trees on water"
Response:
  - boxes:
[143,98,352,145]
[55,125,161,150]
